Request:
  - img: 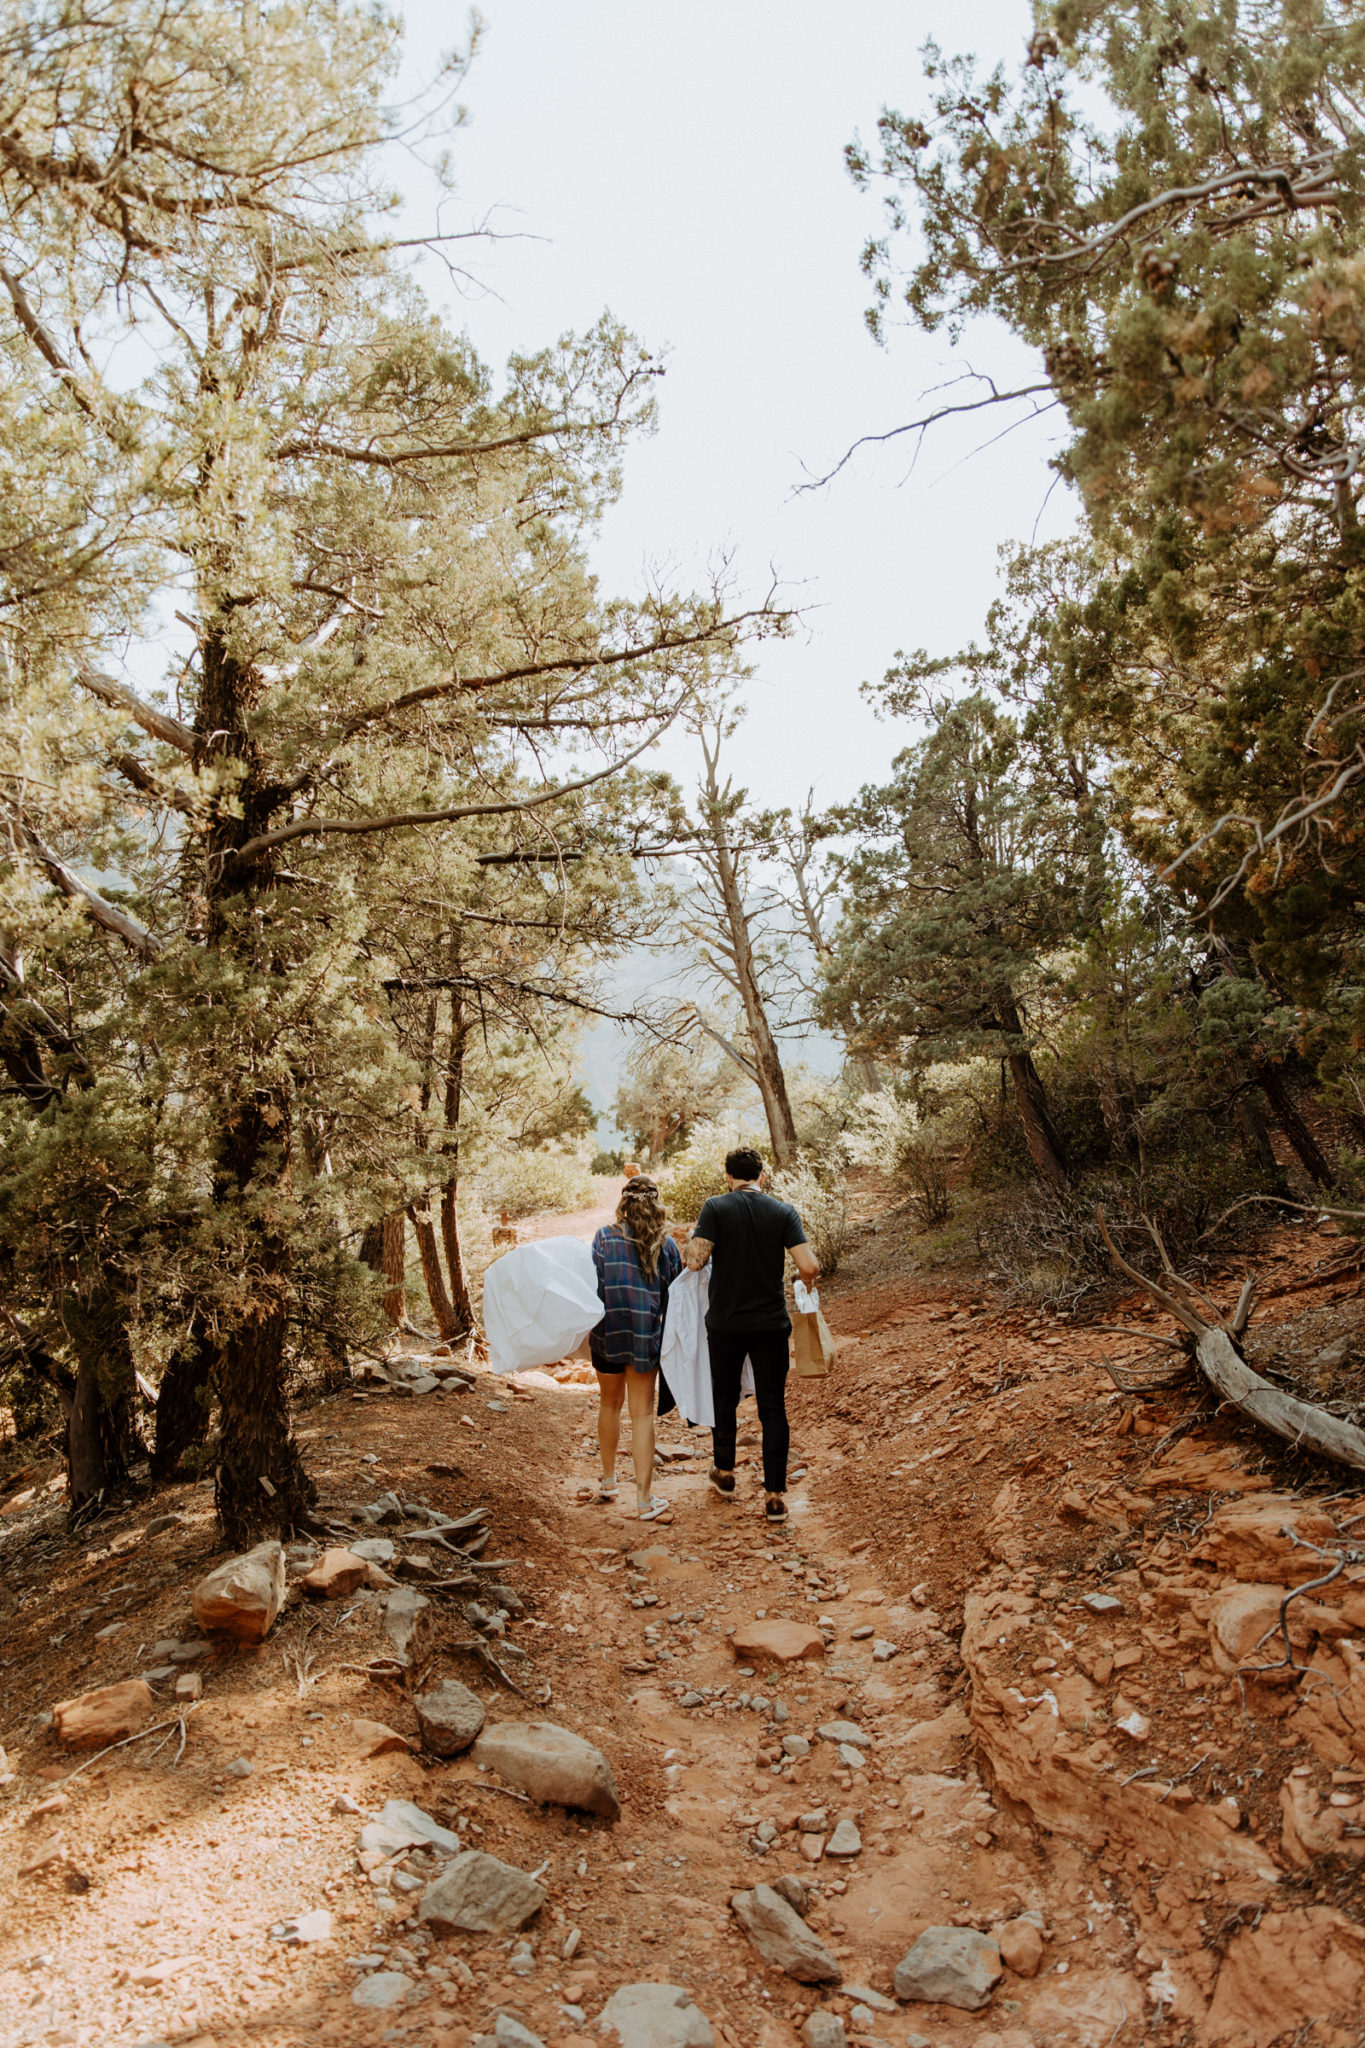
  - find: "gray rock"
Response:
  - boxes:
[1081,1591,1123,1615]
[383,1587,429,1662]
[140,1665,175,1682]
[772,1700,789,1722]
[168,1641,208,1664]
[871,1640,899,1662]
[817,1720,872,1749]
[487,1399,509,1413]
[351,1536,396,1563]
[351,1971,414,2009]
[494,2016,544,2048]
[892,1927,1002,2011]
[825,1818,862,1858]
[191,1540,286,1643]
[730,1885,842,1984]
[376,1798,461,1854]
[599,1983,714,2048]
[679,1691,704,1708]
[781,1733,811,1759]
[842,1985,896,2013]
[802,2012,844,2048]
[770,1873,809,1916]
[837,1744,865,1771]
[144,1513,188,1537]
[408,1372,440,1395]
[797,1809,828,1832]
[472,1719,620,1821]
[417,1850,546,1935]
[414,1679,486,1757]
[225,1757,253,1779]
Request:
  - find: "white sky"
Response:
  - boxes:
[398,0,1075,813]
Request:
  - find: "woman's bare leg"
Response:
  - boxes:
[596,1370,625,1490]
[626,1369,658,1507]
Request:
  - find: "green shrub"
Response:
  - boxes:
[664,1154,730,1224]
[590,1147,624,1176]
[479,1151,598,1220]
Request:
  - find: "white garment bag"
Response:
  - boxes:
[481,1235,604,1378]
[660,1267,753,1428]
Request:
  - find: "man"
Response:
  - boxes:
[684,1146,818,1525]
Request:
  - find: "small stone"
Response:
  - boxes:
[168,1641,208,1664]
[782,1734,811,1759]
[350,1536,397,1564]
[871,1640,899,1663]
[841,1986,895,2014]
[995,1917,1044,1978]
[679,1692,705,1709]
[93,1622,125,1640]
[350,1718,412,1759]
[731,1884,842,1983]
[141,1664,175,1683]
[1113,1706,1150,1741]
[850,1625,874,1640]
[487,1399,510,1413]
[333,1793,362,1815]
[174,1672,203,1702]
[376,1798,461,1853]
[893,1927,1002,2011]
[351,1970,414,2008]
[300,1547,369,1599]
[802,2014,845,2048]
[1082,1591,1123,1615]
[414,1679,486,1758]
[417,1849,547,1935]
[383,1587,429,1662]
[837,1744,865,1771]
[825,1818,861,1858]
[817,1720,871,1749]
[52,1680,153,1750]
[145,1513,188,1537]
[731,1620,827,1664]
[277,1908,332,1945]
[225,1756,253,1778]
[472,1720,620,1820]
[771,1873,810,1916]
[799,1834,824,1863]
[495,2013,544,2048]
[191,1540,286,1642]
[599,1982,714,2048]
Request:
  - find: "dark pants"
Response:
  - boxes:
[708,1326,791,1493]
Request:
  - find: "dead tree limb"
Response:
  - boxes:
[1095,1204,1365,1472]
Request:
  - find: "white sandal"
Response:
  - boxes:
[637,1496,670,1521]
[597,1477,619,1500]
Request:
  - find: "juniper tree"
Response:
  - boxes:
[0,0,784,1537]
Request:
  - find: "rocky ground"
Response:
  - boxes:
[5,1209,1365,2048]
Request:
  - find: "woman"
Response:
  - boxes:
[590,1176,681,1520]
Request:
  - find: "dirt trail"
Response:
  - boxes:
[5,1214,1365,2047]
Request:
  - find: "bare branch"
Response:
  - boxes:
[7,813,162,958]
[77,668,195,755]
[229,686,696,865]
[800,380,1056,491]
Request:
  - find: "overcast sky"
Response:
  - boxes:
[398,0,1074,815]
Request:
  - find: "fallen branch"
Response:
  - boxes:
[449,1635,528,1696]
[58,1706,199,1787]
[1095,1204,1365,1472]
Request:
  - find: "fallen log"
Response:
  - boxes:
[1095,1205,1365,1473]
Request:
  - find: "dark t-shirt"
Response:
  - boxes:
[695,1187,807,1333]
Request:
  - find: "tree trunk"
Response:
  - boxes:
[1233,1089,1282,1178]
[997,996,1068,1186]
[712,841,798,1167]
[409,1200,460,1339]
[437,989,475,1337]
[1249,1057,1335,1189]
[215,1299,314,1544]
[361,1213,407,1324]
[151,1326,217,1481]
[62,1298,138,1513]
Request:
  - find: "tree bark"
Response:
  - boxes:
[1233,1089,1282,1178]
[438,988,475,1337]
[409,1200,460,1339]
[61,1295,137,1512]
[215,1298,314,1545]
[710,833,798,1166]
[1249,1057,1335,1189]
[997,997,1068,1185]
[361,1213,407,1324]
[151,1325,217,1481]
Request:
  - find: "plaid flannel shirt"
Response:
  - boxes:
[589,1224,682,1370]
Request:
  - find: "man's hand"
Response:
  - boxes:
[791,1243,819,1286]
[683,1235,714,1272]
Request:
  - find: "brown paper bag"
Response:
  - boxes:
[791,1305,836,1378]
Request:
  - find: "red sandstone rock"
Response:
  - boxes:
[53,1679,154,1750]
[299,1547,368,1599]
[1201,1906,1365,2047]
[731,1620,826,1663]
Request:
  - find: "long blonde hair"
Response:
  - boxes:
[616,1176,669,1280]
